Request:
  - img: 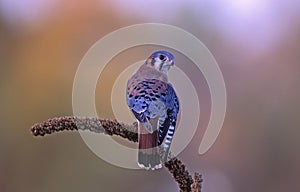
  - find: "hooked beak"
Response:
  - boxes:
[167,59,174,66]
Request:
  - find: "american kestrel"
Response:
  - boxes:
[126,50,179,170]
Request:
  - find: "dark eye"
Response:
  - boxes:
[159,54,166,61]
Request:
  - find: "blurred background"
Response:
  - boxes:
[1,0,300,191]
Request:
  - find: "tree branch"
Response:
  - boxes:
[30,116,202,192]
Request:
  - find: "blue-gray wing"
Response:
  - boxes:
[157,83,179,145]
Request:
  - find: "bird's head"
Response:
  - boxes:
[146,50,174,74]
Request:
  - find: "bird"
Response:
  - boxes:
[126,50,179,170]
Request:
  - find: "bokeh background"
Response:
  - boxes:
[1,0,300,191]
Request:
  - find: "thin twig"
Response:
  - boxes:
[191,173,203,192]
[30,116,202,192]
[164,157,194,192]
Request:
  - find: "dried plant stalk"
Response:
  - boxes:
[31,116,202,192]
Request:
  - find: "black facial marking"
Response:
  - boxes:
[151,58,155,66]
[159,62,163,71]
